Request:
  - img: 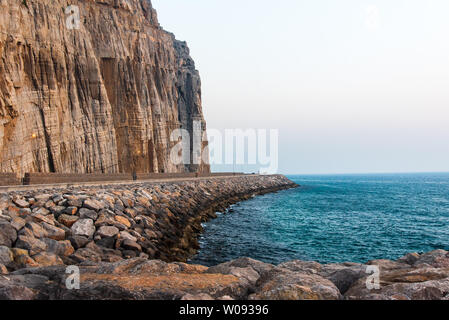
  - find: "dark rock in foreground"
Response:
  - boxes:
[2,250,449,300]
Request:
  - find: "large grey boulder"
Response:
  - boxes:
[71,219,95,238]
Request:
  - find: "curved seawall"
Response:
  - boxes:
[0,174,297,271]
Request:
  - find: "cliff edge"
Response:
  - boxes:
[0,0,210,175]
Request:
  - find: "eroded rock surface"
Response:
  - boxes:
[0,0,209,175]
[3,250,449,300]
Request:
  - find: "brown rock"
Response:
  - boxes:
[69,236,89,250]
[121,240,142,252]
[83,200,104,212]
[42,238,75,257]
[49,206,67,215]
[58,214,79,228]
[0,222,17,247]
[15,235,47,255]
[64,207,78,216]
[0,246,13,266]
[79,208,98,220]
[20,222,47,239]
[10,217,26,231]
[414,250,449,268]
[397,253,421,265]
[32,252,64,267]
[114,215,131,228]
[250,268,342,300]
[15,255,39,268]
[41,223,66,241]
[13,199,29,209]
[30,213,55,226]
[97,226,120,238]
[11,248,29,259]
[33,207,50,216]
[118,231,137,242]
[345,266,449,300]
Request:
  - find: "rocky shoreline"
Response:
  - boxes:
[2,249,449,300]
[2,174,449,300]
[0,174,296,273]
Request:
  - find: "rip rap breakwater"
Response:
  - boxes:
[0,175,297,272]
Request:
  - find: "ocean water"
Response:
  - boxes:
[190,173,449,267]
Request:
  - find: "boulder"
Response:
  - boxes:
[13,199,29,208]
[250,268,342,300]
[114,215,131,228]
[10,217,26,231]
[58,214,79,228]
[208,257,275,277]
[79,208,98,220]
[11,248,28,259]
[0,222,17,247]
[121,240,142,252]
[0,279,38,300]
[14,255,39,269]
[42,238,75,257]
[71,219,95,238]
[41,223,66,241]
[397,253,421,265]
[367,259,410,271]
[413,250,449,268]
[15,235,48,255]
[20,222,48,239]
[327,268,365,294]
[68,236,89,249]
[64,207,78,215]
[0,246,13,266]
[30,212,54,225]
[97,226,119,238]
[33,207,50,216]
[49,206,67,215]
[83,199,104,212]
[32,252,64,267]
[96,237,116,249]
[278,260,322,275]
[118,231,137,242]
[345,266,449,300]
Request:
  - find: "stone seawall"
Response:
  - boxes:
[0,174,297,273]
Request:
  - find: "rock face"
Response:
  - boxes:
[0,0,209,175]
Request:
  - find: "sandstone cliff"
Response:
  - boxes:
[0,0,210,175]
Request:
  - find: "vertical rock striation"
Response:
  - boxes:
[0,0,210,175]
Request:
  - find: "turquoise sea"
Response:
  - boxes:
[191,173,449,266]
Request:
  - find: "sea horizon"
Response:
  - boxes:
[193,172,449,266]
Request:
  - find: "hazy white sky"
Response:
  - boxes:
[153,0,449,174]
